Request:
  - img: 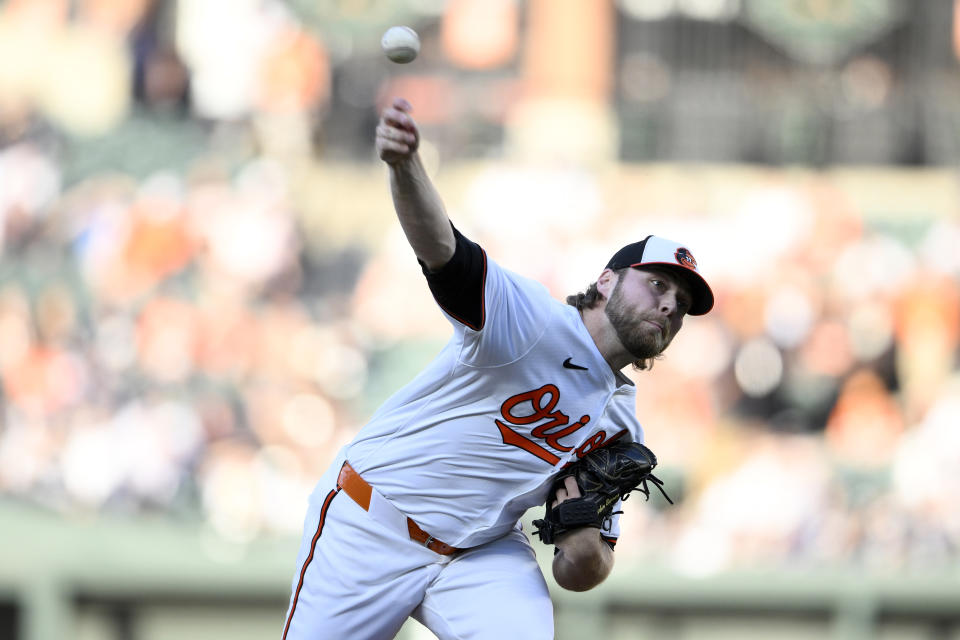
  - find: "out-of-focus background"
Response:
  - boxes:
[0,0,958,638]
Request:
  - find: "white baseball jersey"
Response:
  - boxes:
[345,228,643,549]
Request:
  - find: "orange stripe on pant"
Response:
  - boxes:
[281,488,339,640]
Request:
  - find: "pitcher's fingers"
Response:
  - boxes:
[377,124,416,145]
[391,96,412,111]
[551,486,569,509]
[377,139,410,155]
[563,475,581,498]
[382,107,416,132]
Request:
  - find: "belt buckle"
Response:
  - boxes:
[423,535,435,549]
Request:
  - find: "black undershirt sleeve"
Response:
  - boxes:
[420,225,487,331]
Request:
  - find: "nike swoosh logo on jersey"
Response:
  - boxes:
[562,357,588,371]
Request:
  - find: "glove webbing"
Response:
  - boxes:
[625,472,673,505]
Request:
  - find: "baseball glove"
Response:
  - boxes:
[532,441,672,545]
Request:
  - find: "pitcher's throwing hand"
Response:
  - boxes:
[376,97,419,164]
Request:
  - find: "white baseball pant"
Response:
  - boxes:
[281,455,554,640]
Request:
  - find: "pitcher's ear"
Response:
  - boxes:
[596,268,618,299]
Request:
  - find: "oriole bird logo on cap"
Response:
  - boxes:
[674,248,697,270]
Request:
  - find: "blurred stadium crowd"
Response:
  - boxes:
[0,0,959,578]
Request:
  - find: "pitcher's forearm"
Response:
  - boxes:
[388,154,455,271]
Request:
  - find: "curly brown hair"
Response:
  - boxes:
[564,281,604,312]
[566,269,658,371]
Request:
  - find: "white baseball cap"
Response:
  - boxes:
[605,235,714,315]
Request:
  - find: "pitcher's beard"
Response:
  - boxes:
[609,313,666,360]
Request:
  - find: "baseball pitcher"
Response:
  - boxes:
[281,97,715,640]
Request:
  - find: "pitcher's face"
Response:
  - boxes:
[603,267,691,360]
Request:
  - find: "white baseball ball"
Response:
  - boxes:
[381,26,420,64]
